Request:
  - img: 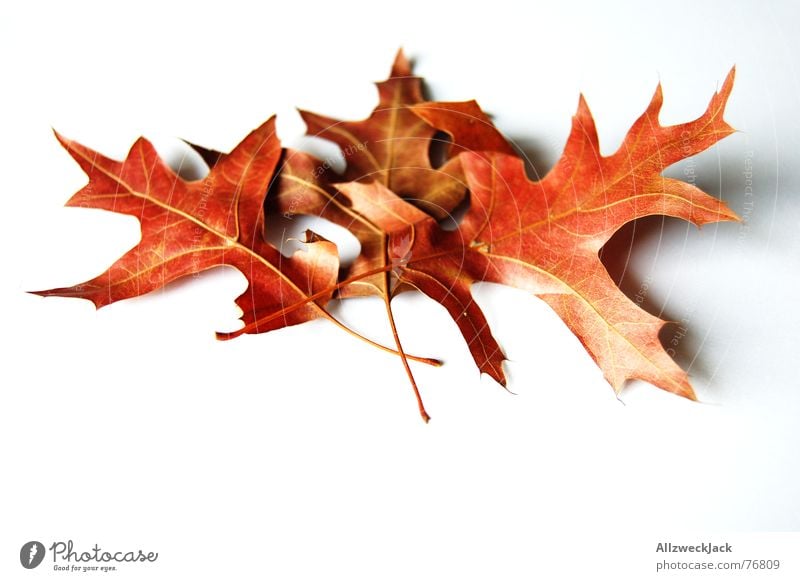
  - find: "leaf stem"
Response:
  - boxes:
[321,310,439,368]
[383,273,430,423]
[219,262,441,368]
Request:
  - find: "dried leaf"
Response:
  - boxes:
[35,118,345,335]
[409,69,739,398]
[298,50,511,220]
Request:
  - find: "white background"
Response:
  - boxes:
[1,1,798,579]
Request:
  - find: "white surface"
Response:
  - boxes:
[1,1,798,579]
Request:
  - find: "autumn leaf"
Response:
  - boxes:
[298,49,513,221]
[403,68,739,399]
[33,117,341,330]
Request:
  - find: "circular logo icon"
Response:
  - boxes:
[20,541,45,569]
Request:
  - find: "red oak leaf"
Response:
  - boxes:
[298,50,513,220]
[33,119,340,335]
[404,69,739,399]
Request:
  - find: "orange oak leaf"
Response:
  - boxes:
[404,69,739,399]
[298,50,513,220]
[33,118,343,335]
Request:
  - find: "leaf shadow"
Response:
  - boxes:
[504,135,559,182]
[503,135,712,383]
[165,146,211,182]
[599,152,747,387]
[599,215,713,379]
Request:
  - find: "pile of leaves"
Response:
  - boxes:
[35,51,738,421]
